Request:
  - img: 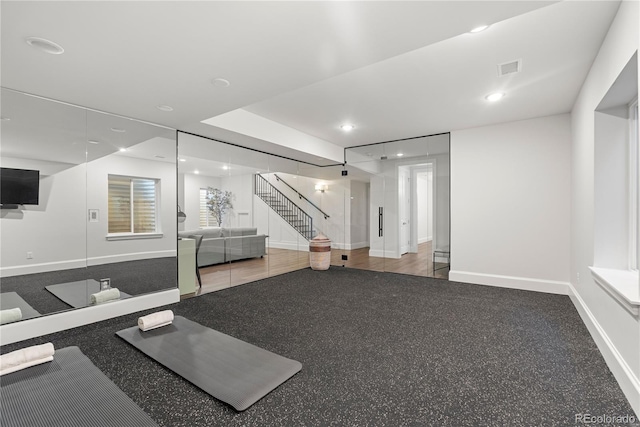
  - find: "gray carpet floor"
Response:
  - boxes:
[1,267,638,426]
[0,257,176,315]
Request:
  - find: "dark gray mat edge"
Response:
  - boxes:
[0,346,157,427]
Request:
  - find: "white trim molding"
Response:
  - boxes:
[0,259,86,278]
[106,232,164,241]
[266,241,310,252]
[448,270,570,295]
[589,267,640,316]
[87,250,176,266]
[0,288,180,345]
[569,283,640,417]
[330,241,369,251]
[0,251,177,277]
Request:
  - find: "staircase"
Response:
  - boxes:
[254,174,314,240]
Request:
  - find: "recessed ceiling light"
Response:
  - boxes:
[110,127,126,133]
[211,78,231,87]
[156,105,173,112]
[194,170,200,174]
[26,37,64,54]
[340,124,355,131]
[222,165,229,170]
[470,25,490,33]
[179,158,186,162]
[485,92,505,102]
[119,148,127,152]
[88,140,100,144]
[397,153,404,157]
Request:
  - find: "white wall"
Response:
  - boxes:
[181,173,221,231]
[570,0,639,415]
[594,111,631,269]
[86,154,177,265]
[417,171,433,244]
[221,174,253,228]
[432,155,450,253]
[263,172,354,249]
[1,153,177,276]
[0,161,87,276]
[350,180,369,249]
[450,113,571,294]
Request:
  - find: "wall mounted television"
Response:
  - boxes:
[0,167,40,206]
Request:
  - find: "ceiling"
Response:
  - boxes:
[1,1,622,165]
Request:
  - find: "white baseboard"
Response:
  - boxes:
[269,241,369,251]
[87,250,176,266]
[418,236,432,244]
[0,288,180,345]
[267,241,310,252]
[349,241,369,250]
[330,241,369,251]
[568,283,640,418]
[368,249,401,259]
[0,259,86,278]
[0,251,177,277]
[448,270,570,295]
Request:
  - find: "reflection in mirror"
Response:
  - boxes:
[177,132,345,296]
[0,89,177,328]
[344,133,450,278]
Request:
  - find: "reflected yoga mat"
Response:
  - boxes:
[0,346,158,427]
[116,316,302,411]
[45,279,131,308]
[0,292,41,320]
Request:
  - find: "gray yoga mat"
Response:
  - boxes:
[116,316,302,411]
[0,346,157,427]
[45,279,131,308]
[1,292,41,320]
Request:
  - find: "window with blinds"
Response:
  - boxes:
[108,175,159,234]
[199,188,216,227]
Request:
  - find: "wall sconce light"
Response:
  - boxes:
[315,184,328,193]
[177,205,187,223]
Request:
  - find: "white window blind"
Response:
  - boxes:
[199,188,215,227]
[109,175,159,234]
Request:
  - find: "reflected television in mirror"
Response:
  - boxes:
[0,167,40,207]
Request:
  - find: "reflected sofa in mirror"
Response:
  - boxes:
[0,88,177,328]
[177,132,349,295]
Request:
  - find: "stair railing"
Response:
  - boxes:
[273,174,330,220]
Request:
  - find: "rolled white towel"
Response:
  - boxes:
[138,310,174,332]
[0,342,55,376]
[90,287,120,305]
[0,308,22,325]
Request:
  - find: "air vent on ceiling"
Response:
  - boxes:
[497,59,522,77]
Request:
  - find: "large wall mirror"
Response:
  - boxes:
[176,132,346,295]
[343,134,450,278]
[0,88,178,336]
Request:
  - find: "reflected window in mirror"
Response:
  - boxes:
[108,175,161,237]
